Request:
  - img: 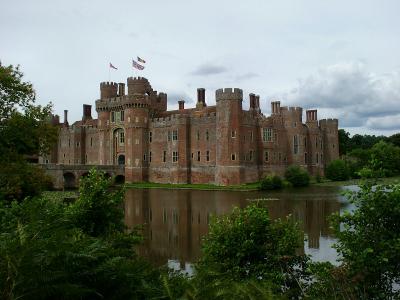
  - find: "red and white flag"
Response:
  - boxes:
[109,62,118,70]
[132,59,145,70]
[137,56,146,63]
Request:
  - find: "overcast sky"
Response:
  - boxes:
[1,0,399,135]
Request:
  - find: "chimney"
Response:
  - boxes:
[306,109,317,122]
[178,100,185,110]
[118,83,125,96]
[271,101,281,114]
[196,88,206,108]
[249,93,256,109]
[255,95,261,113]
[63,110,69,126]
[82,104,92,121]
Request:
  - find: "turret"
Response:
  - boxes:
[118,83,125,96]
[215,88,243,185]
[63,110,69,126]
[127,77,152,95]
[178,100,185,110]
[100,82,118,99]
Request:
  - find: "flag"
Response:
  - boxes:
[137,56,146,63]
[132,59,145,70]
[109,62,118,70]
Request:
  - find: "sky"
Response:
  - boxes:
[1,0,399,136]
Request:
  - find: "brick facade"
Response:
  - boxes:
[45,77,339,185]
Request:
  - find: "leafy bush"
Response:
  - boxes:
[196,203,309,297]
[325,159,349,181]
[284,165,310,187]
[260,175,283,190]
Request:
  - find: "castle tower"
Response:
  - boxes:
[319,118,339,166]
[305,109,323,175]
[124,77,151,182]
[215,88,243,185]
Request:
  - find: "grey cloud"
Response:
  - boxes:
[281,62,400,130]
[167,91,194,104]
[190,63,228,76]
[235,72,259,81]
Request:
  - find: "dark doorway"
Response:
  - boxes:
[118,155,125,165]
[63,172,76,189]
[115,175,125,184]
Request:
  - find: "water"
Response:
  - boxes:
[124,185,354,269]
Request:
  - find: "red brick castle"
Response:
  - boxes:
[46,77,339,185]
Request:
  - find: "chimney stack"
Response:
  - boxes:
[306,109,318,122]
[63,110,69,126]
[271,101,281,114]
[196,88,206,108]
[82,104,92,121]
[178,100,185,110]
[118,83,125,96]
[249,93,256,109]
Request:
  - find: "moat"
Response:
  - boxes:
[124,185,353,272]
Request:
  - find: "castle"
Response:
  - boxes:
[44,77,339,186]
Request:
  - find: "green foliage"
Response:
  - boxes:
[284,165,310,187]
[0,62,35,121]
[67,169,126,237]
[325,159,349,181]
[259,175,283,190]
[357,166,375,179]
[369,141,400,177]
[0,171,163,299]
[338,129,350,156]
[0,63,58,202]
[309,183,400,299]
[196,203,309,297]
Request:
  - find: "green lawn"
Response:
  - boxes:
[313,176,400,187]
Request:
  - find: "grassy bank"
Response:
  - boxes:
[124,181,261,191]
[313,176,400,187]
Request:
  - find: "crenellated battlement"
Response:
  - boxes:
[100,82,118,99]
[127,76,153,95]
[216,88,243,101]
[319,118,338,127]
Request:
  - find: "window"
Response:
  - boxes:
[149,132,152,142]
[172,130,178,141]
[120,110,124,121]
[293,135,299,154]
[149,151,152,162]
[167,131,171,141]
[249,150,253,161]
[111,111,115,122]
[90,137,93,147]
[163,151,166,162]
[206,130,209,141]
[231,154,236,161]
[197,151,200,161]
[274,133,278,143]
[63,153,66,158]
[172,151,179,162]
[206,150,210,161]
[68,139,71,147]
[163,209,167,224]
[263,128,272,142]
[316,153,319,164]
[231,130,236,138]
[278,152,282,161]
[320,139,323,150]
[315,137,318,148]
[250,131,253,141]
[143,154,147,161]
[304,152,308,164]
[197,130,200,140]
[264,151,269,162]
[304,137,307,148]
[119,131,125,144]
[320,153,323,164]
[76,142,80,147]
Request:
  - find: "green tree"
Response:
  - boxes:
[325,159,349,181]
[369,140,400,176]
[0,63,58,201]
[195,203,309,298]
[260,175,283,190]
[338,129,350,155]
[285,165,310,187]
[387,133,400,147]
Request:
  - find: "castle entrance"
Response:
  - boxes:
[113,128,125,165]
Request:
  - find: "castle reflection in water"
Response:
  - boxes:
[124,187,345,267]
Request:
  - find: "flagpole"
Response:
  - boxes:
[108,65,111,82]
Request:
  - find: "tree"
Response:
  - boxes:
[284,165,310,187]
[325,159,349,181]
[387,133,400,147]
[260,175,283,190]
[369,140,400,176]
[0,63,58,201]
[334,183,400,298]
[195,203,309,297]
[338,129,350,156]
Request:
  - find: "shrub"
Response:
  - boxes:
[284,165,310,187]
[325,159,349,181]
[260,175,283,190]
